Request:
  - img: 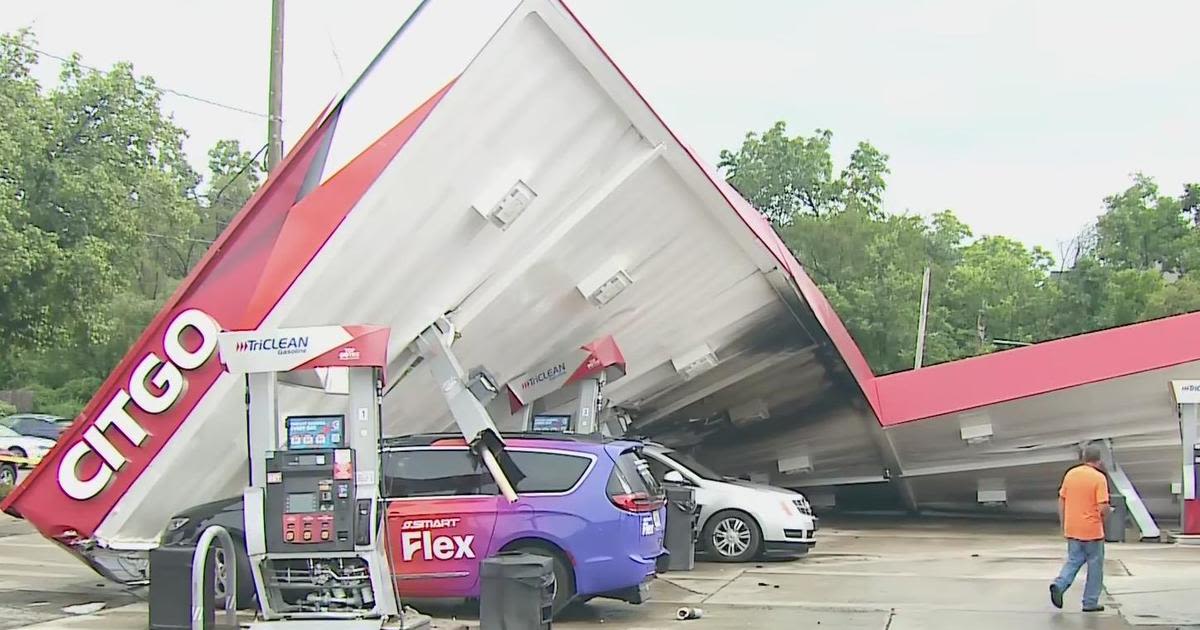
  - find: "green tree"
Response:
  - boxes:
[718,122,890,223]
[724,121,1200,375]
[779,208,974,373]
[1183,183,1200,220]
[943,236,1057,353]
[1045,256,1109,336]
[1095,175,1191,273]
[0,30,260,416]
[1052,175,1200,335]
[721,122,1001,373]
[1146,275,1200,319]
[0,30,200,355]
[176,139,263,272]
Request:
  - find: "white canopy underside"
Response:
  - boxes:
[89,0,1188,546]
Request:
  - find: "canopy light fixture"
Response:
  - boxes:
[671,344,718,381]
[728,399,770,427]
[977,477,1007,504]
[778,453,813,474]
[959,413,994,445]
[576,259,633,307]
[472,179,536,230]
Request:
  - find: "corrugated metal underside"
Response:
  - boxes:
[664,360,1192,523]
[86,1,881,545]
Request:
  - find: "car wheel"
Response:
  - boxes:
[509,544,575,617]
[209,538,257,610]
[211,545,232,603]
[702,510,762,563]
[8,447,26,460]
[0,463,16,486]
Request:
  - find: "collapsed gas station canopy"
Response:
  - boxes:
[2,0,1195,562]
[0,0,878,551]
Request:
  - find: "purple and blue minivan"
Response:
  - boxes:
[161,433,668,615]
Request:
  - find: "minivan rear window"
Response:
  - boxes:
[508,451,591,493]
[607,448,664,498]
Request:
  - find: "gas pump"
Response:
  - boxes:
[501,335,627,436]
[1171,380,1200,534]
[215,320,521,628]
[218,325,398,626]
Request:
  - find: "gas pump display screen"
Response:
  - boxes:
[286,415,345,449]
[285,492,318,514]
[532,414,571,433]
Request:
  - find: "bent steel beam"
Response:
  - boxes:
[1098,438,1161,540]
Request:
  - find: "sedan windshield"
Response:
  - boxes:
[662,450,724,482]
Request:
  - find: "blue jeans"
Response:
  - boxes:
[1053,538,1104,608]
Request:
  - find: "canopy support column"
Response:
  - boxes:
[1097,438,1161,540]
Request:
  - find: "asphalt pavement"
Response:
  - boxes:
[1,514,1198,629]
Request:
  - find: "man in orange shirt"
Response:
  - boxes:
[1049,444,1111,612]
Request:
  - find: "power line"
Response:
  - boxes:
[13,40,272,120]
[134,140,266,247]
[209,143,268,207]
[324,25,346,83]
[139,231,214,245]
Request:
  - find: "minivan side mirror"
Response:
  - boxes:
[663,470,687,484]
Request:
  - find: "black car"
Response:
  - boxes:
[0,414,70,441]
[161,496,255,608]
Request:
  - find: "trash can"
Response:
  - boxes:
[480,552,554,630]
[664,483,699,571]
[1105,492,1128,543]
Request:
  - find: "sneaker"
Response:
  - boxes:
[1049,584,1063,609]
[1082,605,1105,612]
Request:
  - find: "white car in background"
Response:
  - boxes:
[0,425,55,465]
[641,443,817,562]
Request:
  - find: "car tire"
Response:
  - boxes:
[508,543,575,617]
[210,537,257,610]
[702,510,762,563]
[0,463,16,486]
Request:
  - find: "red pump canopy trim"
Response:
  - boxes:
[506,335,627,413]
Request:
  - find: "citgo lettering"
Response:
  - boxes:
[56,309,220,501]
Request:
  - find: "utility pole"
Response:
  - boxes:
[914,266,931,370]
[976,308,988,353]
[266,0,285,171]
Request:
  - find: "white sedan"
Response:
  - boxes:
[642,443,818,562]
[0,425,55,465]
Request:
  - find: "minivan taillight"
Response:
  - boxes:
[609,491,663,513]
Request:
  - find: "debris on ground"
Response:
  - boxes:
[62,602,106,615]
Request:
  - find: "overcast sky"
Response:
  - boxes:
[4,1,1197,259]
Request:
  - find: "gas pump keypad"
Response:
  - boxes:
[264,448,359,553]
